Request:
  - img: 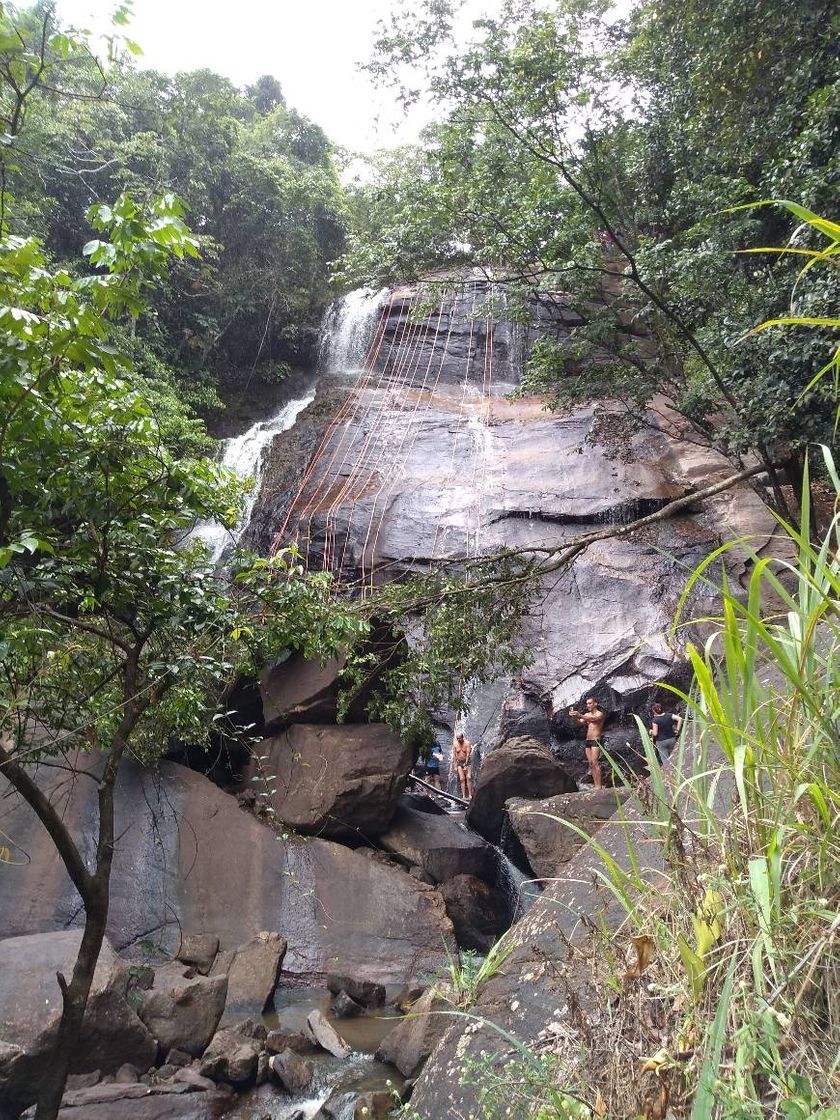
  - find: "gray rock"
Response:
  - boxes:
[440,874,508,953]
[163,1049,191,1068]
[0,760,456,989]
[265,1028,313,1055]
[216,932,285,1024]
[466,736,576,844]
[173,1066,216,1091]
[138,961,227,1057]
[378,804,494,884]
[0,930,156,1116]
[250,724,413,839]
[330,990,363,1018]
[229,1016,268,1041]
[326,975,386,1008]
[198,1028,260,1086]
[268,1049,314,1094]
[113,1063,138,1084]
[65,1071,102,1091]
[260,651,346,728]
[375,986,452,1078]
[175,934,219,975]
[393,984,426,1013]
[305,1010,350,1058]
[354,1091,394,1119]
[507,787,632,879]
[46,1084,217,1120]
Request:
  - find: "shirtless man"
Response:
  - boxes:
[451,731,473,800]
[568,697,605,788]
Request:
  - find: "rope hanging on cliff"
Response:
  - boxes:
[319,289,426,574]
[300,298,401,565]
[361,291,459,588]
[359,292,455,590]
[271,292,394,555]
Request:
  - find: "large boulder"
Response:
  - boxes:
[260,651,346,728]
[440,875,508,953]
[375,986,453,1078]
[215,932,285,1025]
[0,931,156,1116]
[252,723,413,838]
[268,1048,314,1094]
[198,1028,260,1086]
[305,1011,350,1059]
[0,759,456,989]
[175,934,218,976]
[378,805,494,884]
[466,737,576,844]
[137,962,227,1057]
[23,1083,218,1120]
[506,787,632,879]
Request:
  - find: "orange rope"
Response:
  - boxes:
[318,290,424,573]
[271,293,393,555]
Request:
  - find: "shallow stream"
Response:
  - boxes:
[226,986,404,1120]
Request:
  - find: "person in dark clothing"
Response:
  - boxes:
[650,702,683,764]
[425,741,444,789]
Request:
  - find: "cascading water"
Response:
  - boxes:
[192,390,315,565]
[317,286,389,374]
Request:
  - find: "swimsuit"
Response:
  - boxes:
[585,738,604,752]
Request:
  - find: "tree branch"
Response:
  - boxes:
[0,733,94,904]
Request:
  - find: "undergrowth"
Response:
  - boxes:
[399,448,839,1120]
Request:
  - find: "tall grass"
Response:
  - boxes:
[655,446,840,1119]
[425,450,839,1120]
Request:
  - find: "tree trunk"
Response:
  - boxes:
[34,882,109,1120]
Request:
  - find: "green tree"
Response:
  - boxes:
[342,0,838,505]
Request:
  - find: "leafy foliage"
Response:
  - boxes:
[343,0,839,472]
[0,4,347,442]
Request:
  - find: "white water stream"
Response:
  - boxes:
[317,286,389,374]
[192,390,316,565]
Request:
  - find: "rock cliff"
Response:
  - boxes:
[247,280,783,776]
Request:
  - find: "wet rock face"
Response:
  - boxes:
[466,736,577,845]
[252,283,781,779]
[252,723,413,838]
[0,931,156,1116]
[440,874,508,953]
[0,759,456,988]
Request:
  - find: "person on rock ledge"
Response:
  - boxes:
[451,731,474,801]
[568,697,605,788]
[425,740,445,790]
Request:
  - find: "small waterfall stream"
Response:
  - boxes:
[193,390,315,565]
[318,286,389,374]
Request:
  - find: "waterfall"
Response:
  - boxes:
[318,287,389,374]
[192,390,315,565]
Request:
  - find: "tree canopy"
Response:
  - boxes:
[340,0,839,484]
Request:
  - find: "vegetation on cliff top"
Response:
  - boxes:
[340,0,838,500]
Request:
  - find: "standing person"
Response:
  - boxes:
[568,697,606,789]
[425,740,444,790]
[452,731,473,801]
[650,702,683,764]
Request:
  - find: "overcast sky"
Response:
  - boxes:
[55,0,483,154]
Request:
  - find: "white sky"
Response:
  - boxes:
[56,0,483,154]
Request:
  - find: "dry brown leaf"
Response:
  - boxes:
[641,1079,670,1120]
[652,1082,669,1120]
[624,934,656,978]
[594,1090,607,1118]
